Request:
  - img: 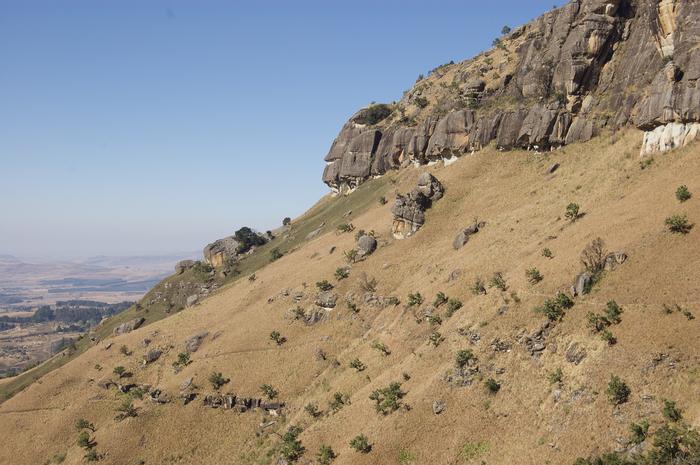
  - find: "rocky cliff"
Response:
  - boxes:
[322,0,700,192]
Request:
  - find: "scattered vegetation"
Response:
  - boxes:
[75,418,95,432]
[349,358,366,372]
[489,272,507,291]
[317,445,336,465]
[112,366,127,379]
[460,441,490,461]
[542,248,553,258]
[208,371,230,390]
[628,419,650,445]
[427,315,442,326]
[316,280,334,291]
[433,292,448,307]
[172,352,191,371]
[260,384,278,400]
[526,268,543,284]
[484,378,501,393]
[445,298,463,317]
[270,331,286,345]
[344,249,358,264]
[428,331,444,347]
[349,434,371,453]
[369,382,406,415]
[304,402,320,418]
[358,273,378,293]
[548,368,563,385]
[662,399,682,422]
[329,392,350,412]
[676,185,692,202]
[292,306,306,320]
[378,196,388,205]
[269,248,284,262]
[606,375,630,405]
[471,277,487,295]
[355,103,393,126]
[565,203,581,221]
[407,292,424,307]
[665,214,692,234]
[119,345,131,356]
[114,399,138,421]
[279,426,305,462]
[535,292,574,321]
[371,340,391,356]
[334,267,350,280]
[337,223,354,233]
[455,349,476,369]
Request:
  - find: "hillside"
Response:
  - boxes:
[1,129,698,465]
[2,1,699,464]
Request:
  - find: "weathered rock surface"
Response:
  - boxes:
[113,318,145,336]
[315,291,338,309]
[453,221,485,250]
[175,260,196,274]
[356,235,377,257]
[185,332,208,353]
[143,349,162,364]
[392,174,444,239]
[571,272,593,297]
[203,236,239,268]
[321,0,700,189]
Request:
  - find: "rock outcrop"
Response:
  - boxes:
[322,0,700,190]
[391,173,444,239]
[203,236,240,268]
[113,318,145,336]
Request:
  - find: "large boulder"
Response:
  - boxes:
[453,221,486,250]
[184,332,208,353]
[315,291,338,309]
[392,174,444,239]
[203,236,240,268]
[113,318,145,336]
[356,235,377,257]
[571,272,593,297]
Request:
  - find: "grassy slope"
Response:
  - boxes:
[0,175,396,403]
[0,130,698,465]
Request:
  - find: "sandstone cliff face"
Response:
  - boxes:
[322,0,700,191]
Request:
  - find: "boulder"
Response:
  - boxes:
[185,332,208,353]
[175,260,195,274]
[203,236,240,268]
[452,221,486,250]
[315,291,338,309]
[113,317,145,336]
[571,272,593,297]
[179,377,193,391]
[604,251,627,271]
[186,295,199,307]
[415,172,445,202]
[391,174,444,239]
[356,235,377,257]
[144,349,162,364]
[432,400,446,415]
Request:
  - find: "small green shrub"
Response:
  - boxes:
[77,431,93,449]
[460,441,490,461]
[269,248,283,262]
[407,292,423,307]
[344,249,358,264]
[471,278,487,295]
[349,358,366,372]
[369,382,405,415]
[565,203,581,221]
[329,392,350,412]
[292,306,306,320]
[485,378,501,393]
[542,248,553,258]
[386,296,400,306]
[535,292,574,322]
[75,418,95,432]
[427,314,442,326]
[605,300,623,324]
[606,375,630,405]
[260,384,278,400]
[282,217,292,226]
[355,103,393,125]
[346,300,358,313]
[316,280,334,291]
[428,331,444,347]
[84,450,100,462]
[114,399,138,421]
[317,445,336,465]
[335,267,350,280]
[270,331,286,345]
[600,329,617,345]
[676,185,692,202]
[112,366,126,379]
[445,298,463,317]
[433,292,448,307]
[349,434,371,453]
[371,341,390,356]
[280,426,304,461]
[337,223,354,233]
[119,345,131,356]
[628,420,649,445]
[172,352,191,370]
[455,349,476,368]
[662,399,682,422]
[378,196,388,205]
[489,272,507,291]
[304,403,320,417]
[208,372,230,390]
[526,268,543,284]
[665,214,692,234]
[549,368,563,385]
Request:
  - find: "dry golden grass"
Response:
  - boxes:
[1,130,699,465]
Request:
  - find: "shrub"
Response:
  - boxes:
[77,431,94,449]
[378,196,388,205]
[172,352,191,370]
[329,392,350,412]
[260,384,278,400]
[535,292,574,322]
[344,249,358,264]
[445,298,463,317]
[542,248,553,258]
[316,280,334,291]
[304,403,320,417]
[433,292,448,307]
[280,426,304,461]
[565,203,581,221]
[349,434,371,453]
[234,226,267,254]
[605,300,623,324]
[548,368,563,385]
[662,399,682,422]
[119,345,131,356]
[349,358,366,372]
[427,315,442,326]
[606,375,630,405]
[270,331,286,345]
[355,103,393,125]
[581,237,607,274]
[676,185,692,202]
[640,157,654,169]
[114,399,138,421]
[346,300,359,313]
[587,312,608,332]
[334,267,350,280]
[371,341,390,356]
[485,378,501,393]
[407,292,423,307]
[337,223,354,233]
[317,445,336,465]
[526,268,543,284]
[270,248,283,262]
[75,418,95,432]
[369,382,405,415]
[292,306,306,320]
[112,366,126,379]
[386,296,401,306]
[358,273,377,293]
[414,96,429,108]
[455,349,476,368]
[489,272,507,291]
[428,331,444,347]
[665,214,692,234]
[629,420,649,445]
[208,372,230,390]
[460,441,490,461]
[501,25,512,35]
[471,278,487,295]
[600,329,616,345]
[282,217,292,226]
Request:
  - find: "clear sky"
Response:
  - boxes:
[1,0,556,258]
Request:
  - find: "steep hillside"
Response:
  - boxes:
[1,129,698,465]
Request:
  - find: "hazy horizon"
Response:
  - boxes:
[1,0,554,257]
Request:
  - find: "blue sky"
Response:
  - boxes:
[0,0,555,258]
